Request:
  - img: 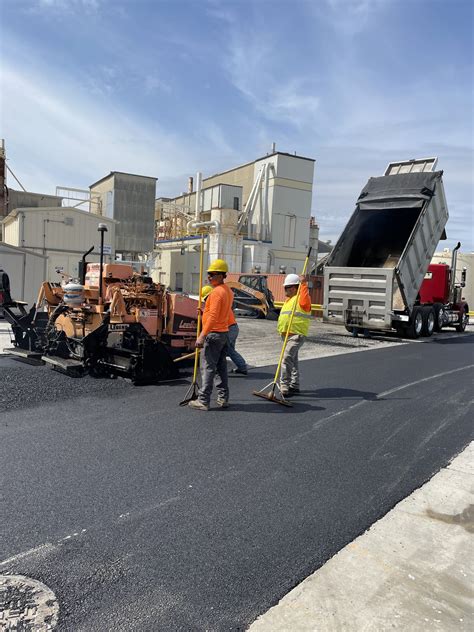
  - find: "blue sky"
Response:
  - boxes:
[1,0,473,250]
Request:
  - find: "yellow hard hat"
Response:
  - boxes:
[200,285,213,299]
[207,259,228,273]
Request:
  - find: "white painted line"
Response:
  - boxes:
[0,543,55,567]
[378,364,474,399]
[311,364,474,432]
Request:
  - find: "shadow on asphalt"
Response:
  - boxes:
[306,387,379,401]
[433,334,474,345]
[221,400,326,414]
[232,370,274,379]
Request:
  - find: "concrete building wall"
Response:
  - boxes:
[151,239,203,293]
[91,172,157,256]
[7,189,62,214]
[0,242,47,306]
[2,207,116,282]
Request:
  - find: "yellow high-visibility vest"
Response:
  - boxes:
[277,295,311,336]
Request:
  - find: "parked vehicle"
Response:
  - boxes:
[323,158,469,338]
[227,274,279,319]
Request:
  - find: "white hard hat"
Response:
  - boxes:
[283,273,300,287]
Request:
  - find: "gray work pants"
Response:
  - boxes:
[280,334,305,390]
[199,332,229,405]
[226,323,247,371]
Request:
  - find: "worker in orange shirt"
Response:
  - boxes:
[277,273,312,396]
[189,259,234,411]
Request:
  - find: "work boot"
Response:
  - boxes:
[188,400,209,411]
[231,367,248,375]
[280,387,290,397]
[216,398,229,408]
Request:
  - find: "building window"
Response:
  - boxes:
[283,215,296,248]
[233,197,240,211]
[175,272,183,292]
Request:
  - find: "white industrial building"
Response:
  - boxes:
[0,242,47,307]
[154,150,317,293]
[2,207,116,283]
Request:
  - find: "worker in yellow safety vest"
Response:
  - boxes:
[277,273,312,396]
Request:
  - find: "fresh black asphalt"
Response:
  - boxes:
[1,334,473,630]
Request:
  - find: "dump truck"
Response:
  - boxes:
[323,158,469,338]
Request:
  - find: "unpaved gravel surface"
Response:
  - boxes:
[236,318,406,368]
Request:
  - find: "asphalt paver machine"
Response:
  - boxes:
[2,257,198,384]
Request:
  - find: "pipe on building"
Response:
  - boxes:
[186,219,220,234]
[267,249,275,274]
[195,172,202,221]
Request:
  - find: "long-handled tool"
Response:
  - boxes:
[253,247,312,407]
[179,232,205,406]
[173,349,201,364]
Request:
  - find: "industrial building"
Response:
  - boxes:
[2,206,116,282]
[90,171,157,259]
[154,150,317,293]
[0,242,47,307]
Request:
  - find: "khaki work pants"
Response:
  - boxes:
[280,334,305,390]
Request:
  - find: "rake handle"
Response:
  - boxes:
[191,232,206,383]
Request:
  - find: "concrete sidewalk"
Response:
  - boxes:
[249,443,474,631]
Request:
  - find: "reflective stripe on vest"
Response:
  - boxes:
[277,296,311,336]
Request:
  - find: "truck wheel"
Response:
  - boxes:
[421,306,435,337]
[433,303,444,332]
[455,308,469,332]
[406,306,423,339]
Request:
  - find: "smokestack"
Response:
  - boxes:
[188,176,194,194]
[271,142,276,153]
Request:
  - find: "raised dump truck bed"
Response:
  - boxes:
[323,158,468,336]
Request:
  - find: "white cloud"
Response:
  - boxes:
[313,0,389,36]
[0,58,230,199]
[225,33,320,129]
[34,0,101,13]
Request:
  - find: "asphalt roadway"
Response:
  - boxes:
[1,334,473,631]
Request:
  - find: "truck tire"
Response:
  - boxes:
[421,306,435,337]
[405,306,423,339]
[433,303,445,332]
[455,307,469,332]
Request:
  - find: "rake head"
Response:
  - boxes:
[179,381,200,406]
[253,382,293,407]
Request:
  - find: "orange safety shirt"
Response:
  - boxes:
[201,283,234,336]
[297,282,312,313]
